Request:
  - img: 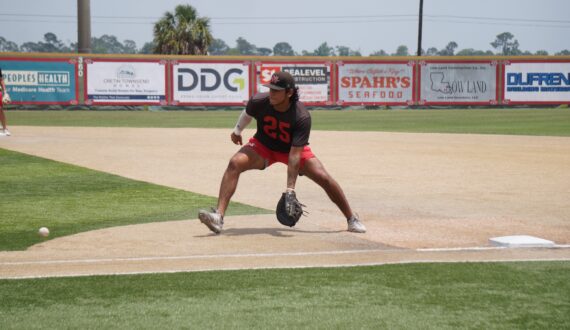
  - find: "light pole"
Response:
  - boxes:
[417,0,424,56]
[77,0,92,53]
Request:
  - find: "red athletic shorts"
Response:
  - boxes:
[246,137,315,169]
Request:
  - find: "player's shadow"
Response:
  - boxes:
[195,227,343,238]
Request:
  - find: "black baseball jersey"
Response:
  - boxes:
[246,92,311,153]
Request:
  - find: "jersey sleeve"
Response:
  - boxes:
[245,97,256,117]
[292,114,311,147]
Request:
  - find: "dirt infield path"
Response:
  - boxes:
[1,127,569,278]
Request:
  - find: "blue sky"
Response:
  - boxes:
[0,0,569,55]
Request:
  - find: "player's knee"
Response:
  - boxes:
[226,156,245,173]
[313,170,333,188]
[227,154,248,173]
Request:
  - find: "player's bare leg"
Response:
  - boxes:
[0,107,7,131]
[301,157,366,233]
[199,146,265,234]
[301,158,353,217]
[216,146,265,216]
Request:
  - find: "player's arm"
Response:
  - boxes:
[231,109,253,145]
[286,146,303,190]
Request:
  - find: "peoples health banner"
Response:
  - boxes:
[336,61,415,105]
[172,61,250,105]
[419,61,498,105]
[0,58,77,104]
[85,60,167,105]
[504,61,570,104]
[255,62,332,105]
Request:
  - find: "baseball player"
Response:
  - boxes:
[0,67,10,136]
[198,71,366,234]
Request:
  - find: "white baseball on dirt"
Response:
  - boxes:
[38,227,50,237]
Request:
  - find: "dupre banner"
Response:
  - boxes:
[419,61,498,105]
[0,57,78,104]
[255,62,332,105]
[504,61,570,104]
[85,59,167,105]
[336,61,415,105]
[172,61,250,105]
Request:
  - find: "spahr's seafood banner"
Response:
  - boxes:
[85,59,167,105]
[419,61,498,105]
[336,61,415,105]
[504,61,570,104]
[0,58,78,104]
[172,61,251,105]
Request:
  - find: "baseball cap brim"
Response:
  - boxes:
[262,83,286,90]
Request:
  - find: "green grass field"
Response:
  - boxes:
[1,109,569,328]
[6,108,570,135]
[0,148,268,251]
[1,262,568,329]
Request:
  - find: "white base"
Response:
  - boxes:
[489,235,555,248]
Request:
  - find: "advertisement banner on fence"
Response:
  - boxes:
[85,60,167,105]
[337,61,414,105]
[0,58,77,104]
[504,61,570,104]
[419,62,498,105]
[172,61,250,105]
[255,63,332,105]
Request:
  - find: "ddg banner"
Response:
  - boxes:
[504,61,570,104]
[0,58,77,104]
[255,62,332,105]
[337,61,415,105]
[172,61,250,105]
[419,61,498,105]
[85,60,167,105]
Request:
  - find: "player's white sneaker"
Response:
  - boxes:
[3,129,11,136]
[347,215,366,233]
[198,208,224,234]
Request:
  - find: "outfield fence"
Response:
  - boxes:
[1,52,569,109]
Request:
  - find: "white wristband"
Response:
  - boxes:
[233,110,253,135]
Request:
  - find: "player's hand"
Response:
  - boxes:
[231,132,243,145]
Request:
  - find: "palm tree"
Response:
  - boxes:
[153,5,213,55]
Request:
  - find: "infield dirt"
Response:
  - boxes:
[1,127,569,278]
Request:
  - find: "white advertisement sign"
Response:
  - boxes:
[337,62,414,105]
[172,62,250,104]
[420,62,497,104]
[86,60,166,104]
[256,64,331,104]
[504,62,570,103]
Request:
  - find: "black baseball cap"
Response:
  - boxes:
[263,71,295,90]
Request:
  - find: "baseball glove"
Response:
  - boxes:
[276,190,307,227]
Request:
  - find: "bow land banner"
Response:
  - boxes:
[171,61,251,105]
[336,61,415,105]
[503,60,570,104]
[85,59,167,105]
[255,62,333,105]
[0,57,78,104]
[419,61,499,105]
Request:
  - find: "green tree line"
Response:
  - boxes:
[1,5,569,57]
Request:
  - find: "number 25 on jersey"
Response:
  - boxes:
[263,116,291,144]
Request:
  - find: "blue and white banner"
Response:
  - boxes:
[172,62,250,105]
[0,59,77,104]
[86,60,166,104]
[504,61,570,104]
